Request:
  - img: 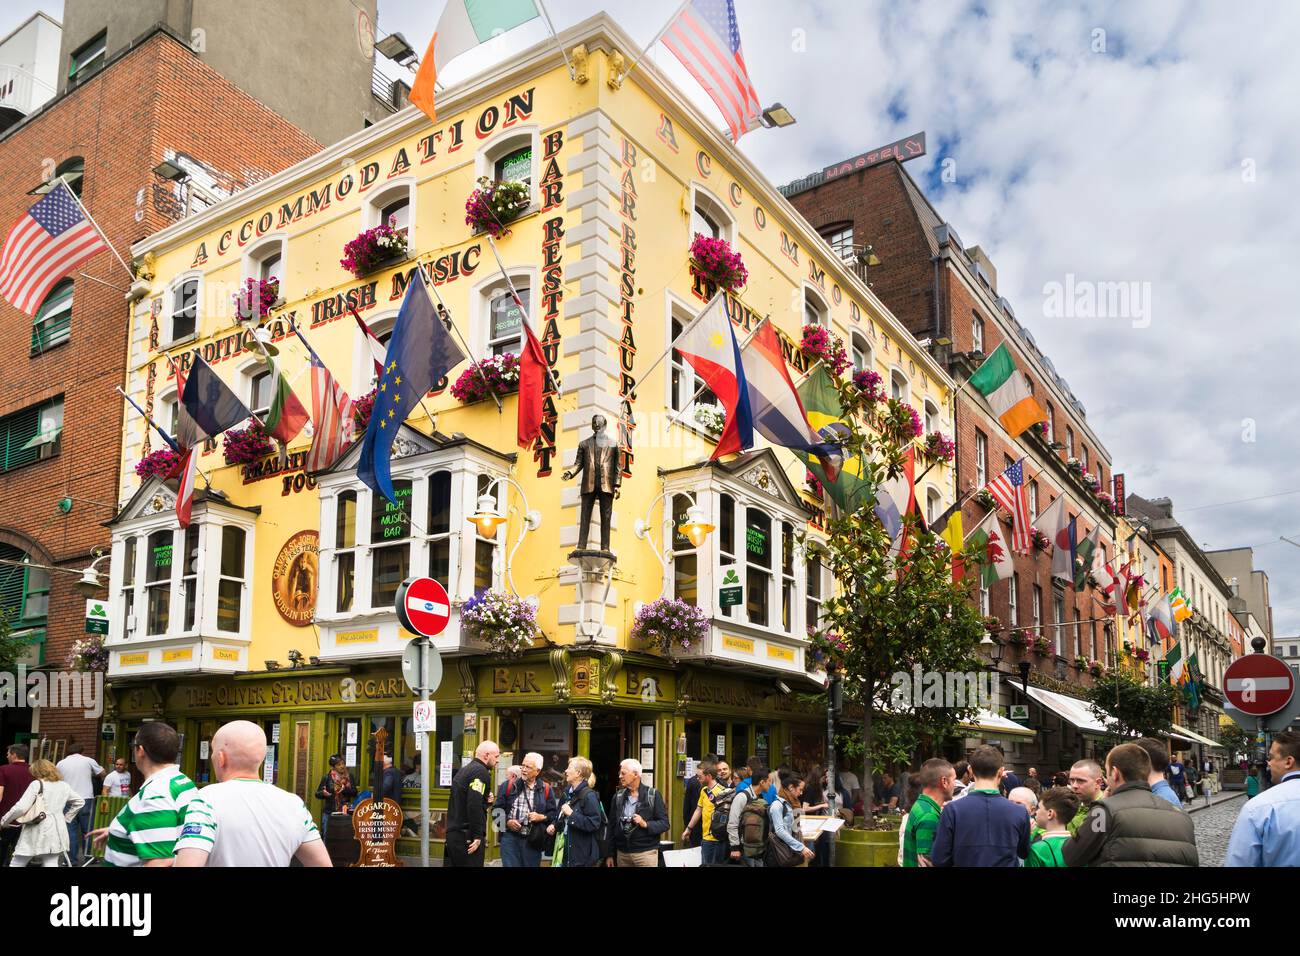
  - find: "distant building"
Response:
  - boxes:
[1205,546,1274,650]
[0,12,61,132]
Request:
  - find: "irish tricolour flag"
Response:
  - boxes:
[411,0,541,122]
[968,343,1045,438]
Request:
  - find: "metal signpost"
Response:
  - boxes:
[395,577,449,867]
[1224,638,1298,781]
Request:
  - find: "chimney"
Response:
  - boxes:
[967,245,998,294]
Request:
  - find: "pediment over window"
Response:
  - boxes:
[110,475,258,527]
[663,449,811,513]
[319,425,516,478]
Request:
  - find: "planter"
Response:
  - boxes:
[835,823,901,868]
[341,225,409,278]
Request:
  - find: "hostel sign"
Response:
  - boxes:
[822,132,927,180]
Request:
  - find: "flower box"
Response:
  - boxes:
[233,277,281,324]
[1032,636,1051,656]
[973,489,998,511]
[460,590,538,658]
[68,635,108,672]
[352,388,377,433]
[466,177,530,238]
[852,368,884,404]
[923,431,955,464]
[222,421,275,466]
[633,598,710,659]
[689,234,748,294]
[692,404,725,436]
[1074,656,1088,671]
[450,353,520,405]
[1031,529,1051,551]
[341,224,409,278]
[135,447,183,481]
[801,324,850,376]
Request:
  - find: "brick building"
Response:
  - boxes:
[0,25,320,756]
[784,157,1124,771]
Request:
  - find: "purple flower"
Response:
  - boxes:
[801,324,850,376]
[222,420,275,466]
[689,234,748,292]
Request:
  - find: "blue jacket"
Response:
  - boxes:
[931,789,1030,867]
[560,781,603,867]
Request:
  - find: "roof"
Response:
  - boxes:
[0,11,61,51]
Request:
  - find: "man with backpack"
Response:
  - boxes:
[608,758,669,866]
[682,759,730,865]
[727,762,771,866]
[494,752,555,868]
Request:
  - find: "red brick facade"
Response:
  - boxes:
[786,161,1120,696]
[0,31,320,752]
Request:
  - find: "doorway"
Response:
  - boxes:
[589,713,626,809]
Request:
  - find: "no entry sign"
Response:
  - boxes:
[396,577,451,638]
[1224,654,1295,716]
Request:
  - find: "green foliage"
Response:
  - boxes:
[1217,722,1251,761]
[814,369,987,791]
[1085,670,1179,739]
[0,611,29,673]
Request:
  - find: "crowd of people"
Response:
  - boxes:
[1,726,1296,867]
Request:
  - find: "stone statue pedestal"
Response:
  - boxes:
[568,549,615,643]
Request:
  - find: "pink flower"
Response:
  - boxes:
[689,234,748,292]
[801,324,850,376]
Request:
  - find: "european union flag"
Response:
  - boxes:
[357,269,466,502]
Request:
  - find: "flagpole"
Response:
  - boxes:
[421,274,503,414]
[533,0,574,79]
[484,234,562,399]
[635,290,727,393]
[63,180,135,282]
[664,316,770,431]
[619,0,689,83]
[116,386,213,488]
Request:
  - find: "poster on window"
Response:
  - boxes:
[522,714,572,752]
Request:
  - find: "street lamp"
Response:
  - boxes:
[760,103,796,128]
[375,32,419,66]
[466,475,540,598]
[634,489,714,599]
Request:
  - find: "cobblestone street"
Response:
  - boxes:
[1193,794,1247,867]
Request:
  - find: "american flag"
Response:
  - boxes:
[295,325,354,473]
[661,0,762,142]
[0,182,107,315]
[986,458,1032,553]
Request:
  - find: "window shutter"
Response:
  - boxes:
[0,545,27,622]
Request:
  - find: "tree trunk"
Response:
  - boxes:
[861,705,873,822]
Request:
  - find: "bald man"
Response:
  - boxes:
[445,741,500,867]
[174,720,331,867]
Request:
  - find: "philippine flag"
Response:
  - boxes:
[675,296,754,458]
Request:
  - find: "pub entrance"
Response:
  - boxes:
[589,711,626,808]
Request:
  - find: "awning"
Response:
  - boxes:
[1018,685,1109,736]
[957,709,1037,739]
[1168,723,1224,749]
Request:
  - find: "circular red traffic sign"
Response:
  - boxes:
[1224,654,1295,716]
[396,577,450,638]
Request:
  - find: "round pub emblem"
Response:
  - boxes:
[272,530,319,627]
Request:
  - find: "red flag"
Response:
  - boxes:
[517,319,548,449]
[176,448,198,528]
[351,307,385,378]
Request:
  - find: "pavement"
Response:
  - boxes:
[1185,789,1247,814]
[1189,791,1247,867]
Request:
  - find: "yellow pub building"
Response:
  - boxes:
[103,13,955,857]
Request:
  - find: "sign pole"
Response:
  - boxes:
[420,636,431,868]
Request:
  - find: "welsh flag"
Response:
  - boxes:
[965,511,1015,586]
[261,352,310,444]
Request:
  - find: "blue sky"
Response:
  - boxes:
[7,1,1300,635]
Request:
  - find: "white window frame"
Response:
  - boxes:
[1054,593,1066,656]
[476,126,542,213]
[804,541,831,632]
[1009,574,1019,626]
[688,184,736,245]
[821,225,854,262]
[1028,479,1039,522]
[926,487,942,526]
[890,368,909,405]
[365,177,418,250]
[975,430,988,488]
[923,399,940,435]
[979,582,990,616]
[665,293,719,423]
[1044,402,1055,443]
[470,265,538,361]
[165,271,202,346]
[971,312,985,354]
[803,284,830,329]
[241,233,288,288]
[851,331,873,375]
[1033,585,1043,628]
[237,357,271,423]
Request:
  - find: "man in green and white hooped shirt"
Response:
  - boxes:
[91,722,196,867]
[175,720,331,868]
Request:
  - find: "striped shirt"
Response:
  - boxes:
[901,793,942,866]
[175,778,320,867]
[104,766,197,866]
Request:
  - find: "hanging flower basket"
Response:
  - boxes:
[450,353,521,405]
[801,324,851,376]
[465,177,530,238]
[693,404,725,436]
[689,234,748,294]
[1096,490,1116,514]
[1088,660,1106,678]
[352,388,377,434]
[805,470,824,499]
[1031,528,1051,551]
[806,629,847,672]
[632,598,710,658]
[135,447,183,481]
[340,223,408,278]
[923,431,955,464]
[1007,631,1027,647]
[222,420,275,466]
[1032,635,1051,656]
[67,635,108,673]
[460,590,538,658]
[1066,457,1084,475]
[232,277,281,324]
[852,368,884,404]
[1135,648,1151,663]
[973,488,998,511]
[1074,656,1088,671]
[982,615,1002,635]
[1033,420,1049,438]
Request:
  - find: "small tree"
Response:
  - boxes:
[0,611,29,674]
[1217,722,1250,763]
[812,377,987,815]
[1085,670,1179,741]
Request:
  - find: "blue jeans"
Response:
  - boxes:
[701,840,728,865]
[499,829,542,867]
[67,803,93,864]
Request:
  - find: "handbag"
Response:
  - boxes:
[14,780,48,826]
[766,831,804,868]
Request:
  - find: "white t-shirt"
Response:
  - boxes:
[103,770,132,797]
[57,753,104,799]
[175,778,320,867]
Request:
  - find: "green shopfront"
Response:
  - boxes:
[104,648,829,861]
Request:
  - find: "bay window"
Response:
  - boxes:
[716,494,735,615]
[673,493,698,604]
[370,479,412,608]
[781,523,796,632]
[146,529,173,635]
[745,507,772,628]
[427,472,452,590]
[806,551,826,631]
[335,491,357,612]
[217,526,246,632]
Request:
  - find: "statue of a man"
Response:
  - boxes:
[562,414,622,552]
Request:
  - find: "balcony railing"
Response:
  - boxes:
[0,64,55,118]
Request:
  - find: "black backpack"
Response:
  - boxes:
[708,787,738,842]
[739,793,769,859]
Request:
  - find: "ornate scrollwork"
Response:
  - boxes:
[457,657,477,708]
[600,649,623,705]
[549,646,572,703]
